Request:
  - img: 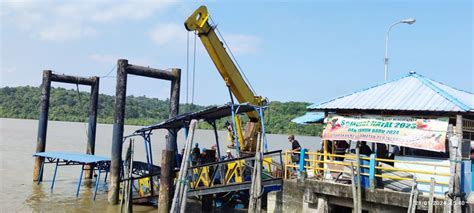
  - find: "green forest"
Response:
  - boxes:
[0,86,322,136]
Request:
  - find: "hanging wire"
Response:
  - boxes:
[100,64,117,78]
[75,83,89,138]
[186,31,190,106]
[191,30,197,108]
[209,16,257,95]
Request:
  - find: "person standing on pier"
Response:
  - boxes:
[288,135,301,163]
[359,141,373,156]
[224,121,236,148]
[335,140,349,161]
[192,143,200,166]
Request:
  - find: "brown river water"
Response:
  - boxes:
[0,118,321,212]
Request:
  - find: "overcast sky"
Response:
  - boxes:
[1,0,472,106]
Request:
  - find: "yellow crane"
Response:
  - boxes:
[184,6,266,153]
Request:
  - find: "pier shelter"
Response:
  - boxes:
[275,72,474,212]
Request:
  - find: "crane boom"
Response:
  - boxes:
[184,6,266,122]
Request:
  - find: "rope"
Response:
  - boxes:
[210,16,257,95]
[75,83,89,139]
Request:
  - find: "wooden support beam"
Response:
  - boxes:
[33,70,52,181]
[127,64,177,80]
[50,73,97,85]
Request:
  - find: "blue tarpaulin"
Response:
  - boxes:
[291,112,325,124]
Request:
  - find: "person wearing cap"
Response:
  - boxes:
[224,149,234,160]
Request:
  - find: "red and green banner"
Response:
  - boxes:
[322,115,449,152]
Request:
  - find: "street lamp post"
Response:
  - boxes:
[384,18,416,81]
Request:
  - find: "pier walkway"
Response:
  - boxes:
[186,150,283,197]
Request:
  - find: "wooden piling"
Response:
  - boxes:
[33,70,52,181]
[167,68,181,151]
[158,68,181,212]
[159,150,175,213]
[108,59,128,204]
[85,76,99,179]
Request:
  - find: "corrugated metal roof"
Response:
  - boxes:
[291,112,325,124]
[308,72,474,112]
[135,104,256,132]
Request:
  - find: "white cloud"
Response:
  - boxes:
[88,53,150,66]
[1,0,177,42]
[88,53,118,63]
[224,34,261,55]
[91,1,176,23]
[39,23,98,42]
[149,24,262,55]
[1,67,17,74]
[150,23,186,45]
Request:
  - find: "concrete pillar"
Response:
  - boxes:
[108,59,128,204]
[85,76,99,179]
[267,191,283,212]
[454,115,463,213]
[33,70,52,181]
[303,189,319,213]
[315,196,329,213]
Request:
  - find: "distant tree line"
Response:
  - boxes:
[0,86,322,136]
